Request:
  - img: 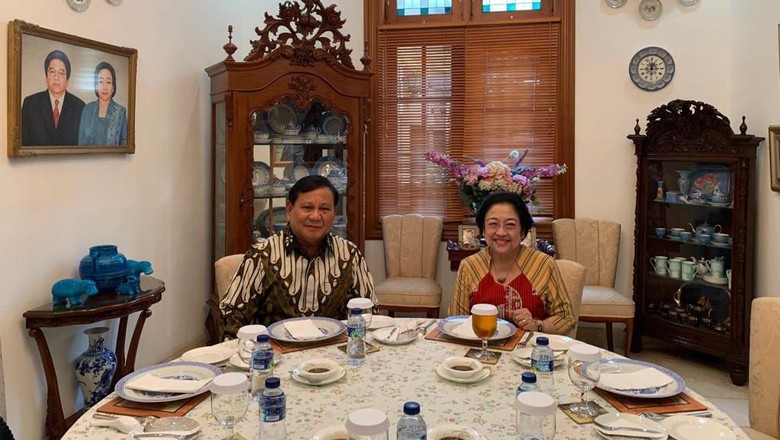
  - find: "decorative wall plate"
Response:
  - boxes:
[67,0,91,12]
[679,0,699,5]
[268,103,299,134]
[252,161,271,186]
[314,156,345,178]
[106,0,123,4]
[639,0,663,21]
[606,0,627,8]
[320,113,347,136]
[629,46,675,91]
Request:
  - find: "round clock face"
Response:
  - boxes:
[67,0,91,12]
[629,46,675,91]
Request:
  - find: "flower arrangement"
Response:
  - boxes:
[424,150,567,211]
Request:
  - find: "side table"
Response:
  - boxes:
[23,276,165,440]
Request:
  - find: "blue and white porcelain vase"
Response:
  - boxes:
[79,245,128,291]
[74,327,117,408]
[676,169,692,196]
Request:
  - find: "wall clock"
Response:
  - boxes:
[67,0,90,12]
[628,46,675,91]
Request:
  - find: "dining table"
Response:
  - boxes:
[62,318,751,439]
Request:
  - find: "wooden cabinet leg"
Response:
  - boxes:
[28,328,66,440]
[728,362,748,386]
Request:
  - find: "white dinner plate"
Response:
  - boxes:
[597,358,686,399]
[116,362,220,403]
[228,352,283,371]
[372,327,418,345]
[437,315,517,341]
[310,425,349,440]
[267,317,346,343]
[290,366,346,386]
[594,413,667,439]
[661,416,735,440]
[435,364,492,384]
[180,345,234,365]
[530,333,577,351]
[511,347,565,368]
[428,424,485,440]
[368,315,394,330]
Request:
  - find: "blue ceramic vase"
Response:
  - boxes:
[79,245,128,291]
[74,327,117,408]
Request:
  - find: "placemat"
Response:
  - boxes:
[96,391,209,418]
[270,333,348,354]
[595,388,708,415]
[423,327,525,352]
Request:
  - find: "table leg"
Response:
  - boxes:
[28,327,67,440]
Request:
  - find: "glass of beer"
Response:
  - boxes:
[471,303,498,361]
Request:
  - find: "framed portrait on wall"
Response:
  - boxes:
[458,224,481,250]
[7,20,137,157]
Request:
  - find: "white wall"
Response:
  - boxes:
[0,1,361,438]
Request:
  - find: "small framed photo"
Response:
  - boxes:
[458,225,481,250]
[769,126,780,192]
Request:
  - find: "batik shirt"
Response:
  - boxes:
[219,227,376,338]
[449,245,575,335]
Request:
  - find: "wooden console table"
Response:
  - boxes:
[23,276,165,440]
[446,239,556,271]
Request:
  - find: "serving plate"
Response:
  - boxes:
[437,315,516,341]
[268,103,299,134]
[594,413,667,439]
[313,156,345,178]
[530,333,577,351]
[372,326,419,345]
[319,112,347,136]
[254,207,287,237]
[597,358,686,398]
[511,347,565,368]
[180,345,234,365]
[252,161,271,186]
[286,162,311,182]
[661,415,734,440]
[368,314,394,330]
[116,361,220,403]
[267,317,346,343]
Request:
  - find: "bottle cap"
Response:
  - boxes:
[256,334,270,343]
[347,297,373,310]
[237,324,267,340]
[264,376,281,389]
[521,372,537,383]
[568,343,601,362]
[350,307,363,315]
[535,336,549,346]
[516,391,556,416]
[210,372,248,395]
[470,303,498,315]
[345,408,389,435]
[403,401,420,415]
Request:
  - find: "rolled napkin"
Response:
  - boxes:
[125,374,211,394]
[90,415,142,433]
[599,367,674,391]
[451,317,479,339]
[284,319,324,340]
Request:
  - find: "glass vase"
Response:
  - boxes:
[676,170,692,195]
[74,327,117,408]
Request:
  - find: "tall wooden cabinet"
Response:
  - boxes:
[628,100,762,385]
[204,0,371,342]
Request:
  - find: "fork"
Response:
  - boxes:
[593,419,664,436]
[130,432,198,439]
[638,411,712,420]
[518,331,534,347]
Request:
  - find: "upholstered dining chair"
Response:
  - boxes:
[552,218,634,356]
[554,259,587,339]
[374,214,444,318]
[745,298,780,440]
[206,253,244,343]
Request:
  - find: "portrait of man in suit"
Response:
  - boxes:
[20,50,85,146]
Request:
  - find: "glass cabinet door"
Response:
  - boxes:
[249,97,349,242]
[643,160,734,337]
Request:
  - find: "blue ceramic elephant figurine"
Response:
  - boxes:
[116,260,153,295]
[52,278,98,307]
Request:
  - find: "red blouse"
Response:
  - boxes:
[469,272,547,321]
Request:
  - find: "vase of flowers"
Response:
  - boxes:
[424,149,568,212]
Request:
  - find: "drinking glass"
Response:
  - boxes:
[471,303,498,361]
[236,325,266,365]
[210,372,250,440]
[498,285,523,320]
[566,344,601,417]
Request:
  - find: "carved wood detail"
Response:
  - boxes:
[288,75,317,108]
[645,99,735,155]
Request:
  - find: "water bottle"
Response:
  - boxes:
[396,401,427,440]
[259,376,286,440]
[347,307,366,366]
[531,336,554,393]
[516,371,540,396]
[250,334,274,401]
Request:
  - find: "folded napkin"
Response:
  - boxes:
[451,317,479,339]
[284,319,324,340]
[90,415,142,433]
[599,367,674,391]
[125,374,211,394]
[391,321,419,341]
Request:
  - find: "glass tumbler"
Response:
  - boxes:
[516,391,556,440]
[210,372,249,440]
[345,408,389,440]
[236,324,267,364]
[347,297,374,329]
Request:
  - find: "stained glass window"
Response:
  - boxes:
[482,0,542,12]
[397,0,452,16]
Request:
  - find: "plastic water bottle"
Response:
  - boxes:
[516,371,541,396]
[397,401,427,440]
[531,336,555,393]
[259,376,286,440]
[347,307,366,366]
[250,334,274,401]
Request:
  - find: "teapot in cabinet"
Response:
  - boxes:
[689,222,722,236]
[690,257,709,276]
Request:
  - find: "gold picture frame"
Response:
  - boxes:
[769,126,780,192]
[7,20,137,157]
[458,224,481,250]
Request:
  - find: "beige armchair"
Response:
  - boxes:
[745,298,780,440]
[206,253,244,343]
[552,218,634,356]
[375,214,443,318]
[554,259,587,339]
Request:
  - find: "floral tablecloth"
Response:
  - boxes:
[63,319,750,439]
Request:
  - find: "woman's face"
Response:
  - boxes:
[97,68,113,102]
[483,202,524,257]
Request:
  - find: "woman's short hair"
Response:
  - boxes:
[93,62,117,98]
[287,175,339,206]
[475,191,535,239]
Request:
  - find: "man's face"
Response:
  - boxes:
[46,59,68,97]
[97,68,113,102]
[286,187,336,250]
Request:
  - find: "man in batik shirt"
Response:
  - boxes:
[219,175,376,338]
